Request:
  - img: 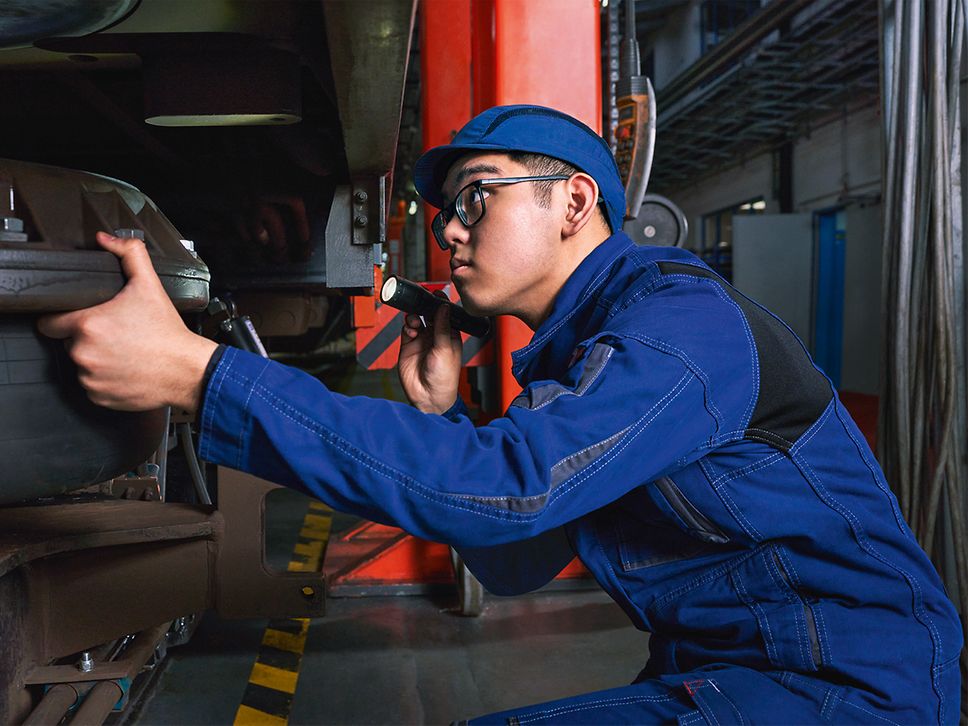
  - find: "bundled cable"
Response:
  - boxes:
[879,0,967,716]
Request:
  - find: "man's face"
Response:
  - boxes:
[438,153,562,322]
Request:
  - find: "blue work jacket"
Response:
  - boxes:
[198,231,962,723]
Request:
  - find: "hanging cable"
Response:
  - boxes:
[177,422,212,506]
[879,0,967,717]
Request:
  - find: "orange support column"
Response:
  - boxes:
[421,0,472,282]
[488,0,603,411]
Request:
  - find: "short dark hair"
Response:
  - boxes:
[507,151,579,206]
[507,151,610,228]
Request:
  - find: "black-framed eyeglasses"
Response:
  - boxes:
[431,174,572,250]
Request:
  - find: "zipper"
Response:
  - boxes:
[771,547,822,668]
[654,477,729,544]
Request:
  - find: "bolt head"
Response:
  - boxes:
[0,217,23,233]
[354,190,368,203]
[354,215,368,228]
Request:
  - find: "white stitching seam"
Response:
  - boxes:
[546,372,695,506]
[697,457,766,542]
[219,368,694,525]
[624,332,725,428]
[730,567,779,663]
[711,451,785,490]
[762,546,811,669]
[450,371,693,507]
[653,548,759,611]
[242,382,526,522]
[653,273,759,427]
[707,679,746,725]
[791,439,947,713]
[834,696,901,726]
[514,694,676,724]
[690,684,721,726]
[236,358,271,470]
[549,425,629,475]
[523,345,613,411]
[812,600,832,665]
[832,402,908,533]
[775,545,827,667]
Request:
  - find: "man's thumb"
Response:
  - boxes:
[96,231,160,285]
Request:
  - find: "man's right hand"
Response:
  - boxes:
[397,297,463,415]
[36,232,218,414]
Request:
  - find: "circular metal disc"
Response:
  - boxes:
[623,193,689,248]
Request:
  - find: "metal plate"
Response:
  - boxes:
[623,193,688,247]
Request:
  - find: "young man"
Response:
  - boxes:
[40,105,961,724]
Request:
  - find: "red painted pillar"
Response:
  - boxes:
[488,0,603,411]
[422,0,601,412]
[420,0,473,282]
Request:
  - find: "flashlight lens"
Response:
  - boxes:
[381,276,397,303]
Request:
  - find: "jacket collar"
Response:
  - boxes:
[511,231,633,385]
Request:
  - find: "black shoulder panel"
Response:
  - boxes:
[657,262,832,451]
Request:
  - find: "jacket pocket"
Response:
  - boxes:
[653,476,730,544]
[768,546,822,669]
[647,544,822,673]
[730,544,821,671]
[610,485,721,572]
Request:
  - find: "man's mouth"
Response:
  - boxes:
[450,260,471,273]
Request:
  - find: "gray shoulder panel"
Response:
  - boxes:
[510,343,613,411]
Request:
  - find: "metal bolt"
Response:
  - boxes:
[114,228,145,241]
[1,217,24,233]
[643,225,657,239]
[354,215,368,228]
[78,652,94,672]
[354,190,368,203]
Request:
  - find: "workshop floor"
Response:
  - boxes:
[132,489,651,725]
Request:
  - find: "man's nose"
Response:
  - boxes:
[443,214,469,248]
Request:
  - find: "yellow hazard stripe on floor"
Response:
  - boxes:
[262,624,309,654]
[234,499,332,726]
[249,662,299,693]
[235,705,288,726]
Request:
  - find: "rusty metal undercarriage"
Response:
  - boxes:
[0,469,325,724]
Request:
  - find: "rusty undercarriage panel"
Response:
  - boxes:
[0,470,325,724]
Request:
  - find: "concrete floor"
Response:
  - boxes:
[133,489,652,725]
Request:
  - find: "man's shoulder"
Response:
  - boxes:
[603,248,748,342]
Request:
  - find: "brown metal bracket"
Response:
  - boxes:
[350,175,387,246]
[215,468,325,619]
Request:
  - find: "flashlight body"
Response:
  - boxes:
[381,275,490,338]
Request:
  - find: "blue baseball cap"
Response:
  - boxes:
[414,105,625,232]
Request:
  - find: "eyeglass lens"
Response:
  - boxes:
[432,182,487,250]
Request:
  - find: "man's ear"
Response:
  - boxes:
[561,172,601,238]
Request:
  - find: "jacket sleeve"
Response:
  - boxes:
[197,336,719,547]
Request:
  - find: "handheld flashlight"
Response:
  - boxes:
[380,275,490,338]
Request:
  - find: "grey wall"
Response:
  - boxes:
[732,213,814,344]
[841,205,883,394]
